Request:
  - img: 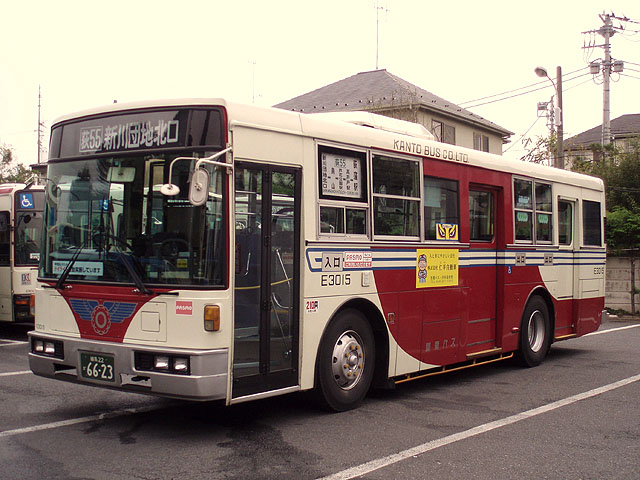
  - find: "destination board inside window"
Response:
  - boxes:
[318,146,366,202]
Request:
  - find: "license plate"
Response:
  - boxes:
[80,352,115,383]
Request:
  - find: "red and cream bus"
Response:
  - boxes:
[0,183,44,323]
[29,99,605,411]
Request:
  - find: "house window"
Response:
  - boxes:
[473,133,489,152]
[432,120,456,145]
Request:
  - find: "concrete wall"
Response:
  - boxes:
[605,256,640,314]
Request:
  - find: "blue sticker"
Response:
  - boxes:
[19,193,34,209]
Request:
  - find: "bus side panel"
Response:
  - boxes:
[0,267,11,322]
[575,296,604,335]
[374,260,465,367]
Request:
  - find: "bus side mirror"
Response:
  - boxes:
[189,168,209,206]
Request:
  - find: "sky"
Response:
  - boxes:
[1,0,639,167]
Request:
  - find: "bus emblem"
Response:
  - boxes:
[68,299,137,336]
[92,304,111,335]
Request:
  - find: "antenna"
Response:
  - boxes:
[37,85,42,164]
[375,0,389,69]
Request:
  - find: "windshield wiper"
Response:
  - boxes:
[94,231,153,295]
[55,236,91,290]
[56,232,153,295]
[113,244,154,295]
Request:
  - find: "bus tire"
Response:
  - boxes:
[518,296,551,367]
[315,309,375,412]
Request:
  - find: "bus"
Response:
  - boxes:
[28,100,606,411]
[0,183,44,323]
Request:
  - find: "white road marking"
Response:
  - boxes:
[0,370,31,377]
[0,340,28,347]
[317,373,640,480]
[585,324,640,336]
[0,404,165,438]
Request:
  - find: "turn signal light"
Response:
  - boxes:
[30,295,36,317]
[204,305,220,332]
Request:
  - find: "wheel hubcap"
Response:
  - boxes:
[331,330,365,390]
[527,310,545,352]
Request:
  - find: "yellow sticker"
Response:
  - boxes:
[436,223,459,241]
[416,249,459,288]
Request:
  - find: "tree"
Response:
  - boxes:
[0,144,33,184]
[520,134,556,165]
[571,137,640,251]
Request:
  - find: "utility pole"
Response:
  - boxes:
[583,13,628,147]
[600,14,613,146]
[556,66,564,169]
[535,66,563,168]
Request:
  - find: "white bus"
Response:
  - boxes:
[29,100,605,410]
[0,183,44,322]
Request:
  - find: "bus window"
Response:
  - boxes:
[372,155,420,237]
[15,212,42,265]
[535,183,552,243]
[583,200,602,246]
[320,206,344,234]
[469,190,494,242]
[0,211,9,265]
[424,176,459,240]
[514,179,533,241]
[320,206,366,236]
[558,200,573,245]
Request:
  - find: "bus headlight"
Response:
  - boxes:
[34,340,44,352]
[173,358,189,372]
[44,342,56,354]
[154,356,170,370]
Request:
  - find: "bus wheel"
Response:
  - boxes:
[518,296,551,367]
[315,309,375,412]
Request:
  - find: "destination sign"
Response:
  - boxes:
[50,108,224,159]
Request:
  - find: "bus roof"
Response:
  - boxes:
[51,98,604,192]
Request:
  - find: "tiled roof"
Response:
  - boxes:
[274,69,513,137]
[565,113,640,147]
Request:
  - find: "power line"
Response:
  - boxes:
[463,72,591,109]
[504,116,541,153]
[458,66,588,106]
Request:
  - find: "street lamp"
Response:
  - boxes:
[535,66,564,169]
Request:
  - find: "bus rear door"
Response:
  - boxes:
[466,185,501,357]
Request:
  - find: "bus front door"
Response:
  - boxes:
[232,162,301,399]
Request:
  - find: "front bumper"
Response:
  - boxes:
[28,332,228,401]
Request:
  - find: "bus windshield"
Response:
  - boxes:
[41,153,227,287]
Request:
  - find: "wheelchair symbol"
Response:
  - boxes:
[20,193,34,209]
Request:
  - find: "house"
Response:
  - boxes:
[274,69,513,156]
[564,113,640,165]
